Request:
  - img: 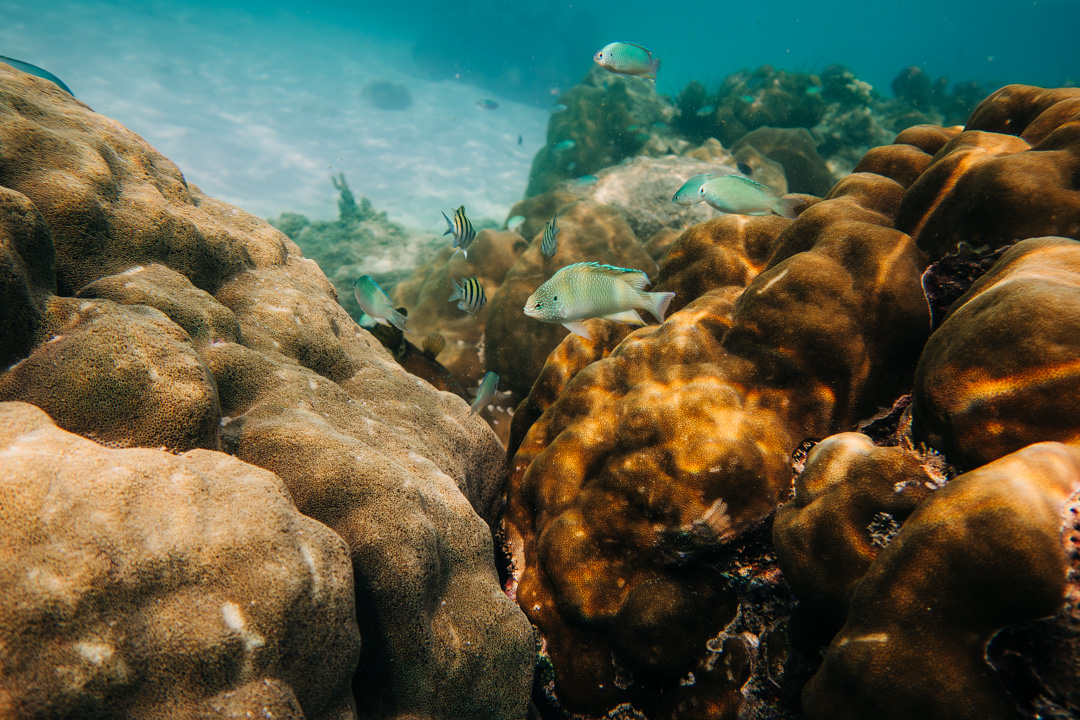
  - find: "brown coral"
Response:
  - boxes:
[802,442,1080,720]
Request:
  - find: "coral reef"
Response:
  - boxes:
[0,63,535,719]
[0,401,360,720]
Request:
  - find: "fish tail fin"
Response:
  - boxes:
[772,196,803,220]
[648,57,660,80]
[448,277,462,301]
[387,307,409,333]
[442,211,454,236]
[647,291,676,322]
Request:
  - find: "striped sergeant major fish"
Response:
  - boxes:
[442,205,478,258]
[449,276,487,314]
[541,214,560,258]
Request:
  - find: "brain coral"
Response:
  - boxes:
[802,441,1080,720]
[0,401,360,720]
[504,162,931,715]
[912,236,1080,469]
[0,63,534,718]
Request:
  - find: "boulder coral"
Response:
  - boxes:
[0,401,360,720]
[505,160,931,716]
[0,63,534,719]
[802,442,1080,720]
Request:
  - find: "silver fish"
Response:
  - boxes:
[523,261,675,340]
[354,275,408,332]
[443,205,478,258]
[469,371,499,415]
[449,276,487,314]
[698,175,801,218]
[593,41,660,81]
[541,214,560,258]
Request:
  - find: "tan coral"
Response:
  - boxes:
[0,401,360,720]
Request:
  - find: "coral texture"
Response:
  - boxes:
[0,63,534,719]
[0,401,360,720]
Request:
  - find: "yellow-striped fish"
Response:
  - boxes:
[541,214,560,258]
[523,261,675,340]
[449,276,487,314]
[442,205,478,258]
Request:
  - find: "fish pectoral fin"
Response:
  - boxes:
[603,309,646,325]
[563,321,593,340]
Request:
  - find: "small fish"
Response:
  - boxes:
[422,332,446,358]
[698,175,801,218]
[554,139,576,151]
[469,371,499,415]
[477,99,499,110]
[695,105,716,116]
[523,261,675,340]
[505,215,526,232]
[517,134,523,145]
[593,41,660,81]
[671,172,729,205]
[354,276,409,332]
[573,175,599,186]
[0,55,74,95]
[449,276,487,314]
[443,205,478,258]
[627,124,640,131]
[741,94,755,103]
[551,103,569,114]
[541,214,560,258]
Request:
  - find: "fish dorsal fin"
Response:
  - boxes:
[568,261,650,290]
[620,41,654,56]
[728,175,777,196]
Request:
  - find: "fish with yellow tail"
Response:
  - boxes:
[523,261,675,340]
[469,371,499,415]
[698,175,802,218]
[354,275,409,332]
[593,41,660,81]
[443,205,478,258]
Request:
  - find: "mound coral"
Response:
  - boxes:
[0,401,360,719]
[0,63,534,719]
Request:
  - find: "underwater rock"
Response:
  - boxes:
[504,160,930,716]
[912,237,1080,469]
[732,126,835,197]
[0,401,360,720]
[525,66,673,197]
[0,186,55,370]
[0,62,536,719]
[896,85,1080,258]
[485,195,657,402]
[802,441,1080,720]
[360,79,413,110]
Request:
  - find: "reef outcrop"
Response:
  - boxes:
[0,63,534,719]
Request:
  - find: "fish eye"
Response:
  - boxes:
[552,295,558,301]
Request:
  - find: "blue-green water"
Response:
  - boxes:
[1,0,1074,226]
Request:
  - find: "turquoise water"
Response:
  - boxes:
[1,0,1074,225]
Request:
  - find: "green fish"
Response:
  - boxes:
[523,261,675,340]
[672,172,730,206]
[698,175,801,218]
[593,41,660,81]
[469,371,499,415]
[354,276,409,332]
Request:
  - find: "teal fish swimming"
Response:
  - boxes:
[0,55,74,95]
[695,105,716,116]
[672,172,729,206]
[540,214,560,258]
[523,261,675,340]
[477,99,499,110]
[443,205,478,258]
[593,41,660,81]
[698,175,801,218]
[449,276,487,314]
[469,371,499,415]
[354,275,409,332]
[554,139,576,151]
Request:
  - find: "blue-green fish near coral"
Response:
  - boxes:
[449,276,487,314]
[672,172,729,206]
[593,41,660,81]
[523,261,675,340]
[443,205,478,258]
[540,214,559,258]
[354,275,409,332]
[469,371,499,415]
[698,175,801,218]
